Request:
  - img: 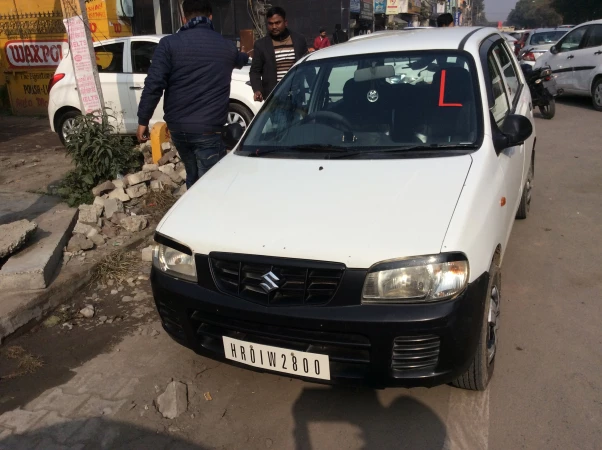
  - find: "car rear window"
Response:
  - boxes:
[530,31,567,45]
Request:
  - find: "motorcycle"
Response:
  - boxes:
[521,64,561,120]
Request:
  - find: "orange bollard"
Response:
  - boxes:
[150,122,170,164]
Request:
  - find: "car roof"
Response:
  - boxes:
[306,27,500,61]
[94,34,169,44]
[530,28,568,33]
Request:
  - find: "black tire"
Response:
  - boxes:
[538,99,555,119]
[227,103,254,130]
[515,162,534,220]
[592,78,602,112]
[56,109,81,146]
[451,260,501,391]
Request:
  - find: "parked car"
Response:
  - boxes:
[518,28,569,66]
[150,28,536,390]
[48,35,259,144]
[536,20,602,110]
[503,33,518,45]
[511,29,533,55]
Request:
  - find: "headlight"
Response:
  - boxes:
[362,254,469,303]
[153,243,197,282]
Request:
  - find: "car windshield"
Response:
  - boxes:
[530,31,566,45]
[237,51,481,158]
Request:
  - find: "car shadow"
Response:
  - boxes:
[0,417,207,449]
[292,387,447,450]
[556,94,596,111]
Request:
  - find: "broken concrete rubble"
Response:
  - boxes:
[143,163,158,172]
[66,235,94,252]
[78,204,103,224]
[72,222,94,235]
[112,178,129,189]
[173,185,187,197]
[126,183,148,199]
[0,219,38,259]
[108,188,131,202]
[88,234,105,247]
[126,171,152,186]
[103,198,124,219]
[150,180,164,191]
[141,245,154,262]
[156,381,188,419]
[92,181,115,196]
[158,150,177,165]
[120,216,148,232]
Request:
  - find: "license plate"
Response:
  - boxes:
[222,336,331,380]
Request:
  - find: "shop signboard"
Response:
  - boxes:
[374,0,386,14]
[360,0,374,20]
[351,0,361,13]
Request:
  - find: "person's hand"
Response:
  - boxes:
[254,91,263,102]
[137,125,149,143]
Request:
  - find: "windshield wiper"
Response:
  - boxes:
[249,144,351,157]
[325,144,478,159]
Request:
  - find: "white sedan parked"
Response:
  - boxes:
[48,35,259,144]
[151,27,536,390]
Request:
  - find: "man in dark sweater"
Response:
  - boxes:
[250,7,308,102]
[137,0,248,188]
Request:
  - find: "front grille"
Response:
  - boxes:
[210,254,345,306]
[190,310,371,379]
[391,335,440,376]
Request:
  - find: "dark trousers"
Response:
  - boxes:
[170,133,225,188]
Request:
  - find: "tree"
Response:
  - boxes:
[553,0,602,24]
[507,0,563,28]
[471,0,491,26]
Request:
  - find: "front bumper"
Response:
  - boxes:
[151,266,489,388]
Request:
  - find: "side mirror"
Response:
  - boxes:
[222,123,244,148]
[549,45,559,55]
[492,114,533,154]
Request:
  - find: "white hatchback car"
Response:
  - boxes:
[151,28,535,390]
[536,20,602,110]
[48,35,259,144]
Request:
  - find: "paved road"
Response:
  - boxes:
[0,98,601,449]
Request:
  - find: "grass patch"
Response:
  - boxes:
[1,346,44,380]
[89,249,139,285]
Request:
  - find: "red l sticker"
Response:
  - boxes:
[438,70,463,107]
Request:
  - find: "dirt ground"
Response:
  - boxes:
[0,116,71,193]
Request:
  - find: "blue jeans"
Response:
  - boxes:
[170,133,225,188]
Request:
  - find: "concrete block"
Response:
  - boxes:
[161,141,171,151]
[92,181,115,196]
[126,171,152,186]
[142,164,158,172]
[150,180,164,191]
[72,222,94,235]
[173,184,187,198]
[120,216,148,232]
[125,183,148,199]
[141,245,154,262]
[66,235,94,253]
[0,206,77,291]
[107,188,130,202]
[0,219,37,259]
[78,204,102,224]
[158,150,176,165]
[112,178,128,189]
[103,198,124,219]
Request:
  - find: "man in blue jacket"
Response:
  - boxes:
[137,0,248,188]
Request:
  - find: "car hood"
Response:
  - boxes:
[526,44,555,52]
[157,153,472,269]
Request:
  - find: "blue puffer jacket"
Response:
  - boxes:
[137,23,248,133]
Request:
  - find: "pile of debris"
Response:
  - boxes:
[64,142,187,260]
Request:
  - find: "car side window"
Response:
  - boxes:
[558,27,588,52]
[94,43,124,73]
[132,41,158,74]
[584,25,602,49]
[487,52,510,125]
[493,42,520,104]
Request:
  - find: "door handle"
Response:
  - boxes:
[567,55,574,59]
[595,51,602,55]
[129,86,143,90]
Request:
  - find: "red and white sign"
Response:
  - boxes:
[386,0,407,15]
[5,40,68,68]
[63,16,102,114]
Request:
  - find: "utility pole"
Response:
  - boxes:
[60,0,105,116]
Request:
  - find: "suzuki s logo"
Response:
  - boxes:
[260,271,280,293]
[367,90,379,103]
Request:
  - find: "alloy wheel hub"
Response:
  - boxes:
[487,285,500,364]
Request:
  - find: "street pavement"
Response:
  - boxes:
[0,97,601,449]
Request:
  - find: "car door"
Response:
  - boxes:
[93,41,134,133]
[547,25,589,92]
[487,41,526,229]
[572,24,602,92]
[128,39,164,130]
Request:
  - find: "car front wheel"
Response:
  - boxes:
[451,259,501,391]
[227,103,254,130]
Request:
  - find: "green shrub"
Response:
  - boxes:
[58,111,143,207]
